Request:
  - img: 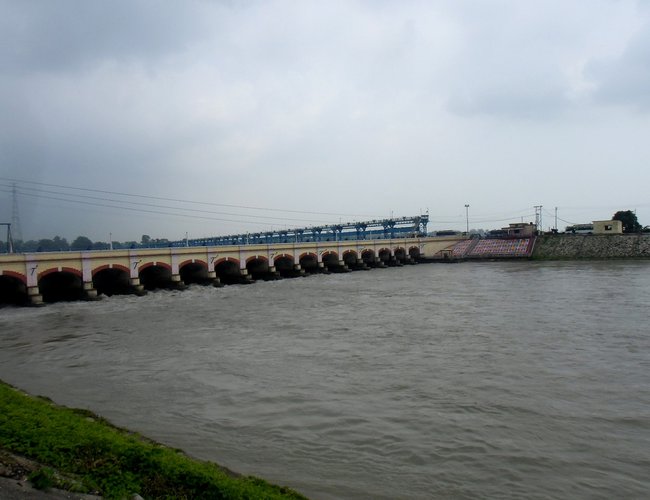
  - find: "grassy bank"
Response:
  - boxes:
[0,380,307,499]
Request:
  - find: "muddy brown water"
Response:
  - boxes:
[1,261,649,499]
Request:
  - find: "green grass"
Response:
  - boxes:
[0,380,307,499]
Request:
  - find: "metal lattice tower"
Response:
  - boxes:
[534,205,543,232]
[11,183,22,242]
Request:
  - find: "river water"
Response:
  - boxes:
[1,261,649,499]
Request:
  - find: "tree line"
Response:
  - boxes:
[0,234,167,253]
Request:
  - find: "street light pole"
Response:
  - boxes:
[464,204,470,235]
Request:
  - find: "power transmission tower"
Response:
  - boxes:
[534,205,543,233]
[11,183,22,242]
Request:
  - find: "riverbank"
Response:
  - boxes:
[532,233,650,259]
[0,380,307,499]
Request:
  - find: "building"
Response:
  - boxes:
[502,222,536,237]
[593,220,623,234]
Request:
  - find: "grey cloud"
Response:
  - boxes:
[442,32,574,117]
[447,81,570,120]
[2,1,650,240]
[440,0,634,120]
[586,21,650,111]
[0,0,216,73]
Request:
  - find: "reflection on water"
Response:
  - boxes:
[1,261,649,499]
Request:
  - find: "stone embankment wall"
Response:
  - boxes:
[533,234,650,259]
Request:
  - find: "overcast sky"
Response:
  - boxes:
[1,0,649,242]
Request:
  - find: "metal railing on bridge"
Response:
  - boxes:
[3,215,430,253]
[165,214,429,248]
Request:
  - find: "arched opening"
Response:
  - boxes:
[394,247,407,263]
[378,248,392,264]
[215,259,242,285]
[409,246,421,261]
[361,249,376,266]
[343,250,358,269]
[180,261,210,285]
[139,264,173,290]
[246,257,271,280]
[93,267,131,296]
[322,252,341,271]
[299,253,319,274]
[274,255,297,278]
[39,271,84,303]
[0,275,28,306]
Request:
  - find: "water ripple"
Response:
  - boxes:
[1,261,649,499]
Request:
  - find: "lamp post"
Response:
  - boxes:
[464,204,470,235]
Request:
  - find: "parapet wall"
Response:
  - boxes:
[533,234,650,259]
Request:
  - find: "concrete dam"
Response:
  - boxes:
[0,236,465,305]
[3,233,648,306]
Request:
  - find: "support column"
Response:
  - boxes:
[207,270,223,287]
[267,265,281,280]
[171,252,180,275]
[130,277,146,295]
[27,286,43,306]
[239,267,254,283]
[171,273,187,290]
[24,256,43,305]
[83,281,98,300]
[337,259,351,272]
[294,264,306,276]
[128,252,143,294]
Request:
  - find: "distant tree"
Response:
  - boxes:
[71,235,93,250]
[92,241,110,250]
[52,236,69,251]
[141,234,151,245]
[37,239,58,252]
[613,210,642,233]
[20,240,39,252]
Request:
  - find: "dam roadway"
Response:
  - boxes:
[0,235,464,305]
